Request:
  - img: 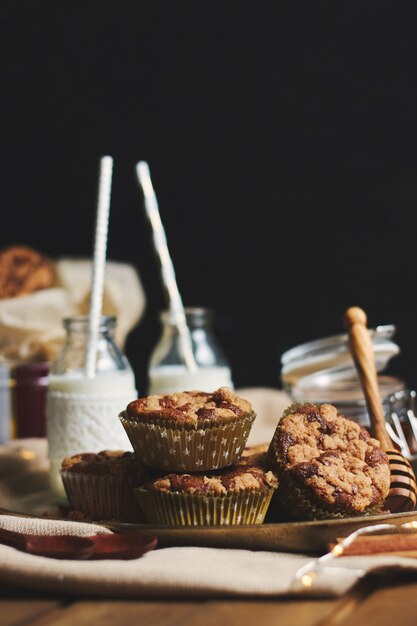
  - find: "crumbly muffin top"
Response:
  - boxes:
[272,403,390,513]
[61,450,146,478]
[145,453,278,495]
[125,387,253,427]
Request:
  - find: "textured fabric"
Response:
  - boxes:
[1,512,417,598]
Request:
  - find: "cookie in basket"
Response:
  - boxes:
[0,245,54,298]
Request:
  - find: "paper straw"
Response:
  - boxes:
[85,156,113,378]
[136,161,197,371]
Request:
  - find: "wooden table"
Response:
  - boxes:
[2,574,417,626]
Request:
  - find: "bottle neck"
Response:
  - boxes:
[160,308,213,331]
[63,316,116,340]
[150,307,229,370]
[50,314,132,376]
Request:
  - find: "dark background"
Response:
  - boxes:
[1,1,417,392]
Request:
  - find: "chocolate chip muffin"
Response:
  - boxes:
[267,403,390,520]
[134,453,278,525]
[119,387,256,472]
[60,450,150,522]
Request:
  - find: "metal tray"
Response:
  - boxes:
[1,467,416,554]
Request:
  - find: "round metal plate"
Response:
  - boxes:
[1,467,416,554]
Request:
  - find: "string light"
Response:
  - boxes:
[18,449,37,460]
[301,574,315,587]
[292,521,414,591]
[331,544,344,556]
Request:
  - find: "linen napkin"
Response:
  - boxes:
[2,513,417,598]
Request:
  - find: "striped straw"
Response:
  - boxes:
[85,156,113,378]
[136,161,197,371]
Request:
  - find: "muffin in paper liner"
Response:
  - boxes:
[134,487,274,526]
[133,452,278,526]
[60,451,149,522]
[119,411,256,472]
[60,471,144,522]
[267,403,390,521]
[120,387,256,472]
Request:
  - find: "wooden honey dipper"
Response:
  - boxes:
[344,306,417,513]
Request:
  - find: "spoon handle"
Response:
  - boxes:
[344,306,417,512]
[0,526,26,549]
[0,526,97,559]
[344,306,392,449]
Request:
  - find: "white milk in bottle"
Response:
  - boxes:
[46,316,136,499]
[148,308,233,394]
[149,365,233,394]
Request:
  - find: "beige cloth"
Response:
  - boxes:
[1,514,417,598]
[239,387,292,446]
[0,258,145,361]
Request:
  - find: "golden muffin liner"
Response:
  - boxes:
[119,411,256,472]
[60,471,144,522]
[134,486,275,526]
[267,434,383,521]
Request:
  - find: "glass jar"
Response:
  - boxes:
[46,316,137,499]
[14,362,50,438]
[281,324,404,425]
[148,307,233,394]
[0,362,12,443]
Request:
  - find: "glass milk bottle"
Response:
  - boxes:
[148,308,233,394]
[47,316,136,499]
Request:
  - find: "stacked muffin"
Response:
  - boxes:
[121,387,277,525]
[61,387,278,526]
[60,395,391,524]
[120,387,256,471]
